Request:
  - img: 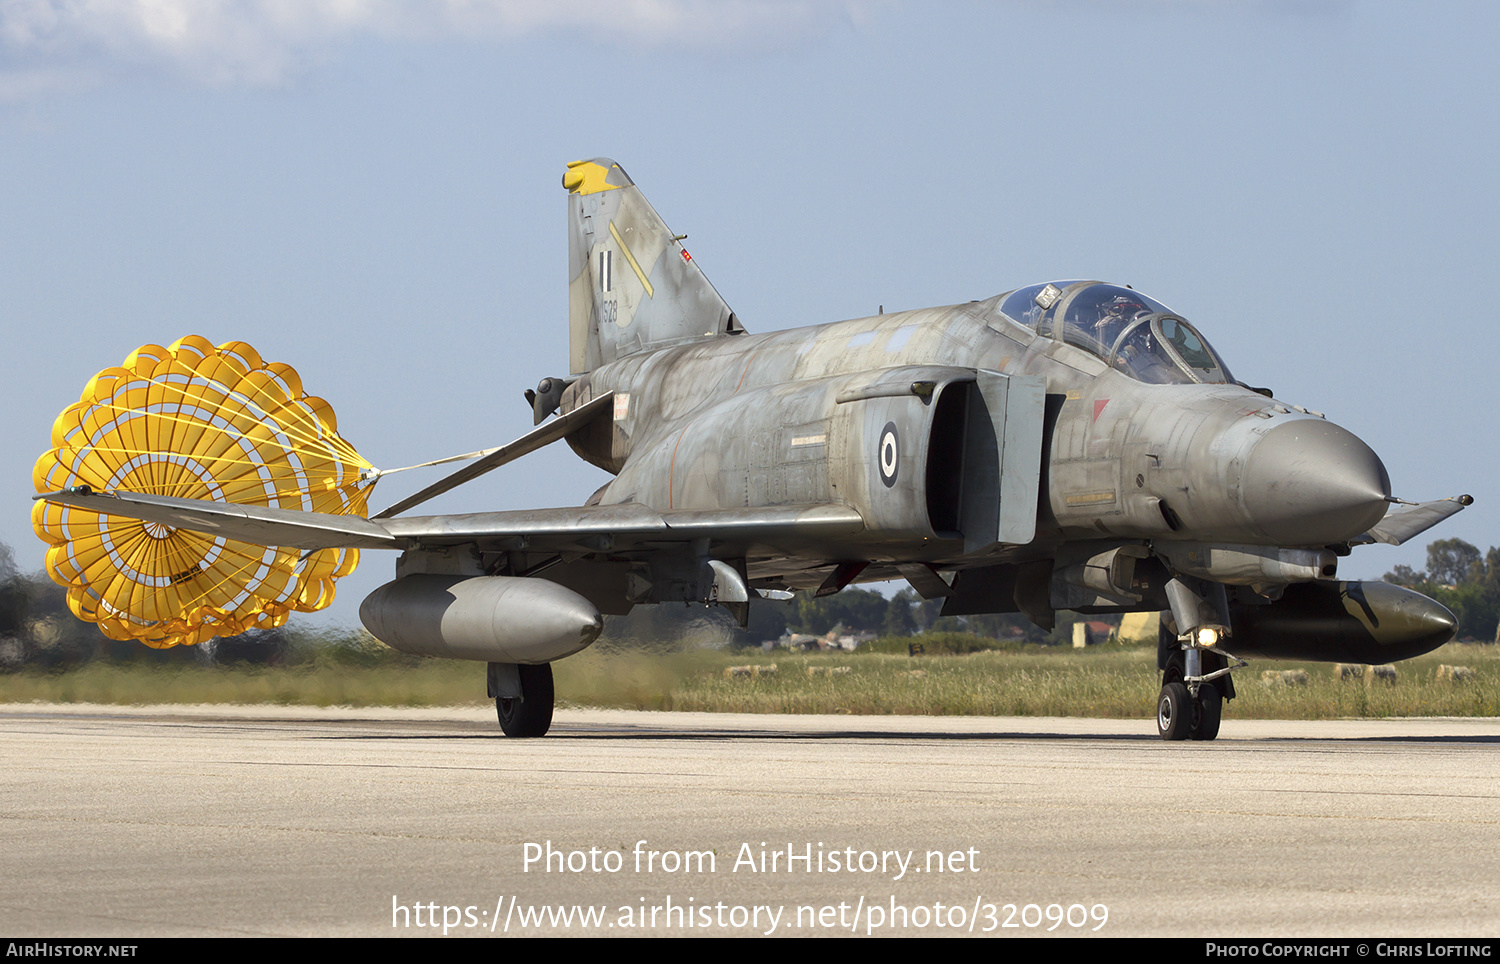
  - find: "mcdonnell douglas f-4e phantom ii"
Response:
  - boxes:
[36,158,1471,740]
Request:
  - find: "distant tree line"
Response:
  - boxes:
[599,585,1085,649]
[779,586,1061,644]
[595,585,1108,649]
[0,540,320,670]
[0,541,130,669]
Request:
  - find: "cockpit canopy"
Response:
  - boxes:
[998,281,1234,386]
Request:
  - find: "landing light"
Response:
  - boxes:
[1196,627,1221,648]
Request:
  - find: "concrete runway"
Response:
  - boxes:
[1,703,1497,937]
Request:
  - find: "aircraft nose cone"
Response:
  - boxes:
[1240,419,1390,545]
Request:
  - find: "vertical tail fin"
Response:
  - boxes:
[565,159,743,374]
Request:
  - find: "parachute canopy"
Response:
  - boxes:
[32,337,375,648]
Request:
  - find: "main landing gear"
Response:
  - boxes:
[489,662,555,738]
[1157,621,1242,741]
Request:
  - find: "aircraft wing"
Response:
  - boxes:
[33,488,865,555]
[34,488,399,550]
[1351,495,1473,547]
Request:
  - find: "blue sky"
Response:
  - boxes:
[2,0,1496,629]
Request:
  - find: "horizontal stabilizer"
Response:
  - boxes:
[33,489,397,551]
[1352,495,1473,546]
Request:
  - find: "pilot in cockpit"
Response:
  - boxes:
[1065,286,1153,357]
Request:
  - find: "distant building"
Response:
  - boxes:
[1072,619,1121,648]
[1117,612,1160,646]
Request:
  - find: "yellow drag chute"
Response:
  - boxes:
[32,337,375,648]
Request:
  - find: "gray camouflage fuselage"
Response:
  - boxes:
[561,296,1386,594]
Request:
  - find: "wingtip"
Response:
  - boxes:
[33,485,97,501]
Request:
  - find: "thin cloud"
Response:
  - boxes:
[0,0,873,98]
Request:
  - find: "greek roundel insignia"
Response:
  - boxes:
[878,422,899,488]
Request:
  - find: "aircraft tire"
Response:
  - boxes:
[1157,682,1193,741]
[497,663,555,738]
[1191,683,1222,741]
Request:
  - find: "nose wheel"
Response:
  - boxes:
[1157,621,1240,741]
[1157,680,1223,741]
[1191,682,1222,741]
[1156,681,1193,740]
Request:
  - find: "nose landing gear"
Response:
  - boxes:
[1157,621,1242,741]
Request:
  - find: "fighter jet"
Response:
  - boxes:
[36,158,1470,741]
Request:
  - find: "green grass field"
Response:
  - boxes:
[2,640,1496,720]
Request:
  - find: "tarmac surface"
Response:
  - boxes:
[1,703,1497,937]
